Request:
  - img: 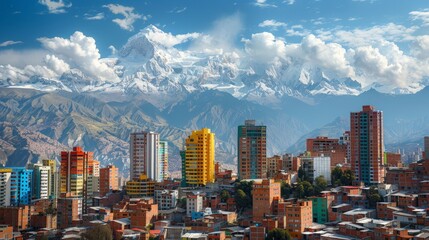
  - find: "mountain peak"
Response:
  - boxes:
[141,24,163,34]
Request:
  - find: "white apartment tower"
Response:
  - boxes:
[33,164,51,199]
[130,131,161,181]
[0,169,11,206]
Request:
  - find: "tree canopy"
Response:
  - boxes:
[266,228,291,240]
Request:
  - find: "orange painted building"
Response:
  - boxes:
[100,165,119,197]
[0,225,13,239]
[252,179,280,222]
[280,199,313,240]
[61,146,98,213]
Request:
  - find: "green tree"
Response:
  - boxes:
[234,180,253,210]
[281,181,292,199]
[330,167,355,186]
[235,189,251,211]
[294,183,305,199]
[367,186,382,208]
[81,225,113,240]
[220,189,231,203]
[341,170,355,186]
[302,181,314,197]
[314,175,328,195]
[266,228,291,240]
[331,166,343,186]
[298,167,310,182]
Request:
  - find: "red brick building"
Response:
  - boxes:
[306,136,347,167]
[0,206,30,231]
[252,179,280,222]
[100,165,119,197]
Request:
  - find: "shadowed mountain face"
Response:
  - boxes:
[1,87,429,176]
[0,88,309,175]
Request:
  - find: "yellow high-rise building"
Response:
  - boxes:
[184,128,215,186]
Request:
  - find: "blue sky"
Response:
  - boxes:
[1,0,429,93]
[1,0,428,56]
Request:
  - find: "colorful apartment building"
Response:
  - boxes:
[10,167,33,206]
[158,141,168,180]
[183,128,215,186]
[281,199,313,240]
[60,146,98,213]
[350,105,384,185]
[237,120,267,180]
[126,174,155,198]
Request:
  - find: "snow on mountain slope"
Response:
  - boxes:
[1,25,416,105]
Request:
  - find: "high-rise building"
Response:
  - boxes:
[237,120,267,180]
[350,105,384,185]
[130,131,161,182]
[42,159,59,199]
[32,164,51,200]
[158,141,168,180]
[0,169,11,207]
[60,146,98,213]
[183,128,215,186]
[100,165,118,197]
[301,156,331,184]
[252,179,281,222]
[9,168,33,206]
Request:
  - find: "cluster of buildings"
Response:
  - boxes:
[1,105,429,240]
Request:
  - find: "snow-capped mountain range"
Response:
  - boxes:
[0,25,426,106]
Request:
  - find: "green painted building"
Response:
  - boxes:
[311,197,328,224]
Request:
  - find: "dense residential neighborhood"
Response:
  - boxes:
[0,105,428,239]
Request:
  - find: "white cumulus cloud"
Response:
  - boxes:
[103,4,142,31]
[38,31,119,82]
[38,0,71,14]
[287,34,355,78]
[44,54,70,75]
[243,32,286,63]
[145,27,200,48]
